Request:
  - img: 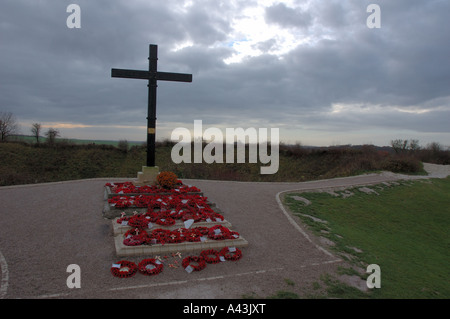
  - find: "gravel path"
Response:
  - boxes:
[0,164,448,299]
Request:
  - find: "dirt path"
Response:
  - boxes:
[0,164,448,299]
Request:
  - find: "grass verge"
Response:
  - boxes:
[283,178,450,299]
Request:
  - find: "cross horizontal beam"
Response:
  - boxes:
[111,68,192,82]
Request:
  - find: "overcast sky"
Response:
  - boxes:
[1,0,449,147]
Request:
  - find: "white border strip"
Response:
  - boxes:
[0,250,9,299]
[276,190,340,260]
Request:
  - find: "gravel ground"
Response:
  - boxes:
[0,164,448,299]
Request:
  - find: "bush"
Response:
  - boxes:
[382,156,422,173]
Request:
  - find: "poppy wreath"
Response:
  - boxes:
[182,256,206,271]
[220,247,242,261]
[155,217,176,226]
[116,214,130,224]
[128,215,149,229]
[200,249,221,264]
[138,258,164,276]
[194,226,209,236]
[208,225,231,240]
[124,228,148,238]
[184,228,202,242]
[166,231,184,244]
[111,260,138,278]
[123,234,147,246]
[149,228,171,245]
[157,171,178,189]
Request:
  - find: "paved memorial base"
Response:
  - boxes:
[105,181,248,258]
[114,235,249,257]
[0,163,448,299]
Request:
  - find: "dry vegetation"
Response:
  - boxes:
[1,138,448,186]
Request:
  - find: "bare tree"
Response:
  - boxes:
[45,128,60,145]
[0,111,19,142]
[31,123,42,144]
[391,139,420,154]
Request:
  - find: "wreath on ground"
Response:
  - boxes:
[200,249,221,264]
[111,260,138,278]
[138,258,164,276]
[182,256,206,272]
[220,247,242,261]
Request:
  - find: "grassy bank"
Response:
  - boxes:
[0,139,445,186]
[283,178,450,298]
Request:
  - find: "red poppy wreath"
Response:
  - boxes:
[138,258,164,276]
[182,256,206,271]
[111,260,138,278]
[200,249,221,264]
[220,247,242,261]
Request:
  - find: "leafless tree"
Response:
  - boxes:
[31,123,42,144]
[45,128,60,145]
[0,111,19,142]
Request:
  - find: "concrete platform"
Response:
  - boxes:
[114,233,249,257]
[112,218,233,236]
[103,202,224,219]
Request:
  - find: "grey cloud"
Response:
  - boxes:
[0,0,449,146]
[265,3,312,29]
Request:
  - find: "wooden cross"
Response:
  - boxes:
[111,44,192,167]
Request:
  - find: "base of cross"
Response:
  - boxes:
[133,166,160,186]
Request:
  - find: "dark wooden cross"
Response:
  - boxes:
[111,44,192,167]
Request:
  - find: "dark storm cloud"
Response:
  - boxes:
[265,3,312,29]
[0,0,449,145]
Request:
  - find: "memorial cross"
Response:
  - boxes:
[111,44,192,167]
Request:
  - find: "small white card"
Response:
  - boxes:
[185,265,194,273]
[206,218,212,223]
[184,219,194,229]
[147,222,153,229]
[219,256,226,262]
[112,263,121,268]
[228,247,236,252]
[214,229,222,235]
[121,221,128,226]
[146,264,156,270]
[200,236,207,242]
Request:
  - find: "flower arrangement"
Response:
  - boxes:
[122,225,240,247]
[138,258,164,276]
[200,249,221,264]
[105,181,201,194]
[110,260,138,278]
[182,256,206,272]
[111,247,242,278]
[156,171,179,189]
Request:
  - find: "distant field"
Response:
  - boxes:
[10,135,145,147]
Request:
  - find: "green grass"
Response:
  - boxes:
[283,178,450,298]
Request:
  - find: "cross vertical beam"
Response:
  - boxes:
[111,44,192,167]
[147,44,158,167]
